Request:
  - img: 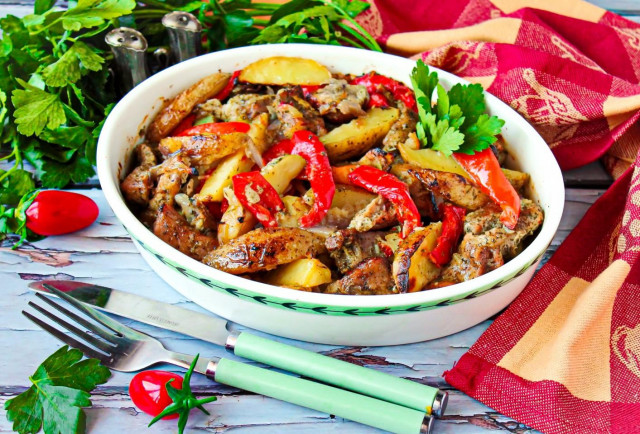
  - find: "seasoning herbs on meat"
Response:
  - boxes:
[121,56,544,295]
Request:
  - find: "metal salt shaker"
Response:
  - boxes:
[105,28,149,95]
[162,11,202,63]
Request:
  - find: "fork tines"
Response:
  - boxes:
[22,286,118,362]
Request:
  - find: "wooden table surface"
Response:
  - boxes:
[0,1,633,433]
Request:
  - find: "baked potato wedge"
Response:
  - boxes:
[392,222,442,293]
[158,132,249,167]
[239,56,331,86]
[321,107,399,162]
[147,72,230,142]
[265,258,332,288]
[199,150,254,202]
[277,196,310,228]
[261,154,306,194]
[205,227,325,274]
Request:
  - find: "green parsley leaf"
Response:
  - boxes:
[11,87,66,136]
[410,59,504,156]
[41,154,94,188]
[61,0,136,31]
[42,41,104,87]
[34,0,57,15]
[457,114,505,155]
[0,169,35,206]
[5,346,111,434]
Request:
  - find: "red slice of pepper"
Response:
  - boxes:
[290,130,335,227]
[429,204,467,267]
[177,121,250,137]
[213,70,241,101]
[300,85,321,98]
[261,139,293,165]
[347,165,420,239]
[453,148,520,230]
[232,171,284,228]
[349,72,417,111]
[171,114,196,136]
[368,92,390,109]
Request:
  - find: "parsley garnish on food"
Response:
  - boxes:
[4,346,111,434]
[410,59,505,156]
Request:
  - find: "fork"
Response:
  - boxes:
[23,287,433,434]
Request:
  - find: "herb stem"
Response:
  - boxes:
[252,19,269,26]
[337,35,367,50]
[337,22,373,51]
[320,0,382,52]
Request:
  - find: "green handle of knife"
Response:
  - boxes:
[233,332,439,414]
[214,358,425,434]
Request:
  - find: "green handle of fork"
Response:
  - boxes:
[214,358,427,434]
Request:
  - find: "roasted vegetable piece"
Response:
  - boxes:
[147,72,231,142]
[199,150,254,202]
[320,107,399,162]
[325,257,395,295]
[398,143,469,178]
[349,72,417,111]
[171,114,196,136]
[217,188,256,245]
[232,171,284,228]
[204,227,325,274]
[153,205,217,261]
[239,57,331,85]
[265,258,332,288]
[454,148,520,229]
[289,131,335,227]
[176,121,250,136]
[158,132,250,167]
[348,165,420,238]
[429,204,467,267]
[214,70,241,101]
[392,222,442,293]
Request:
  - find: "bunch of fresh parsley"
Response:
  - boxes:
[5,346,111,434]
[410,59,504,156]
[0,0,377,245]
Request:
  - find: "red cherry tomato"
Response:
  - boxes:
[25,190,99,236]
[129,370,184,420]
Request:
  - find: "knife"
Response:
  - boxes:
[29,280,447,418]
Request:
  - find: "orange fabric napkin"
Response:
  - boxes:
[356,0,640,431]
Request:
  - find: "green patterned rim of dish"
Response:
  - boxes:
[131,231,542,316]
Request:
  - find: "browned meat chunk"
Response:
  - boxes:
[358,148,394,171]
[148,154,192,212]
[325,257,395,295]
[147,73,230,142]
[348,196,397,232]
[325,229,384,273]
[307,79,367,123]
[174,193,215,232]
[409,167,491,210]
[275,88,326,138]
[194,98,225,122]
[222,94,275,122]
[158,132,250,168]
[391,164,438,219]
[204,228,325,274]
[153,205,217,261]
[382,102,418,152]
[121,144,157,207]
[440,199,544,283]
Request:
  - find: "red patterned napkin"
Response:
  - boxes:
[356,0,640,431]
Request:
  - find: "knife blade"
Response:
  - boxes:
[28,280,231,345]
[28,279,447,418]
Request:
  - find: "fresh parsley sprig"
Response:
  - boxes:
[4,346,111,434]
[410,59,505,156]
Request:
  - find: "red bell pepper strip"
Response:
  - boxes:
[429,204,467,266]
[368,92,389,109]
[213,70,241,101]
[300,85,321,98]
[171,114,196,136]
[290,130,335,227]
[177,121,250,137]
[232,171,284,228]
[347,165,420,238]
[453,148,520,230]
[349,72,417,111]
[261,139,293,165]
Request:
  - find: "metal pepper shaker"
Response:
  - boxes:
[162,11,202,63]
[105,27,149,95]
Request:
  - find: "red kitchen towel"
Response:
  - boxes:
[355,0,640,432]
